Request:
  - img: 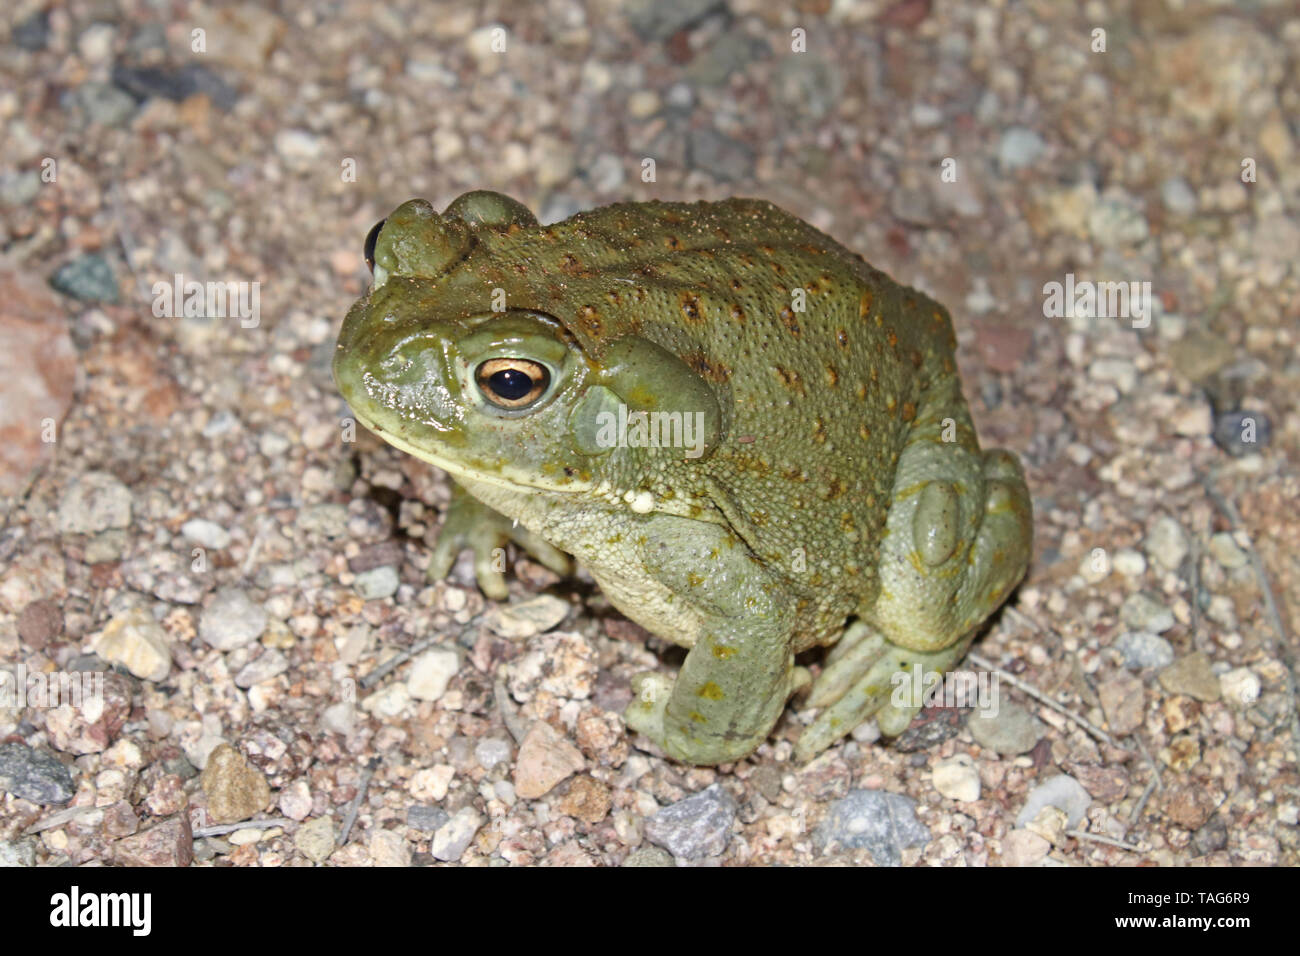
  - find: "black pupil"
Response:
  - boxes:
[490,368,536,401]
[363,218,386,270]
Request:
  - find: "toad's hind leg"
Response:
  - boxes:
[796,631,975,761]
[796,389,1031,761]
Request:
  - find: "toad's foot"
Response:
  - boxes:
[625,666,810,765]
[427,482,571,601]
[795,623,974,762]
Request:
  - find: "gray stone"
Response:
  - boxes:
[296,503,349,538]
[686,128,755,183]
[354,565,399,600]
[1213,410,1271,458]
[0,839,37,867]
[64,83,136,128]
[625,0,722,41]
[57,471,132,534]
[1016,774,1091,829]
[1115,631,1175,669]
[234,648,288,687]
[1089,194,1149,246]
[967,701,1045,755]
[474,738,512,770]
[1207,532,1248,570]
[1161,177,1197,215]
[199,588,267,650]
[0,743,75,804]
[50,253,121,303]
[644,783,737,860]
[182,519,231,550]
[1145,515,1189,571]
[0,170,41,207]
[998,126,1046,170]
[430,806,484,861]
[1120,592,1175,634]
[406,805,450,833]
[814,790,930,866]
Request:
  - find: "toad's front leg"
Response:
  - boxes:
[617,517,806,766]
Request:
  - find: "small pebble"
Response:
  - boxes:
[998,126,1046,170]
[182,519,231,550]
[1120,592,1175,634]
[485,595,570,638]
[1112,549,1147,577]
[49,254,120,303]
[0,742,75,804]
[1219,668,1260,707]
[406,806,450,833]
[932,755,981,802]
[622,846,674,867]
[1207,532,1248,570]
[91,605,172,682]
[294,816,335,863]
[406,648,460,702]
[967,702,1044,755]
[1016,774,1091,829]
[1115,631,1174,669]
[199,589,268,650]
[813,790,929,866]
[1001,828,1051,865]
[1145,516,1189,572]
[1213,410,1271,457]
[57,471,132,534]
[1159,652,1221,703]
[645,784,737,861]
[199,743,271,823]
[353,565,399,600]
[513,722,584,799]
[430,807,484,862]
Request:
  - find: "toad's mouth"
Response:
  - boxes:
[344,402,598,499]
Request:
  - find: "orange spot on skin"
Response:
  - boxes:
[579,304,602,335]
[697,682,726,700]
[679,291,704,323]
[859,289,874,317]
[775,366,806,395]
[780,307,801,337]
[836,329,849,349]
[902,401,916,421]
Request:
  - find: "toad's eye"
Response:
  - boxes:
[363,218,386,272]
[476,358,550,409]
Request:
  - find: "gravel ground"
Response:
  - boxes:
[1,0,1297,867]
